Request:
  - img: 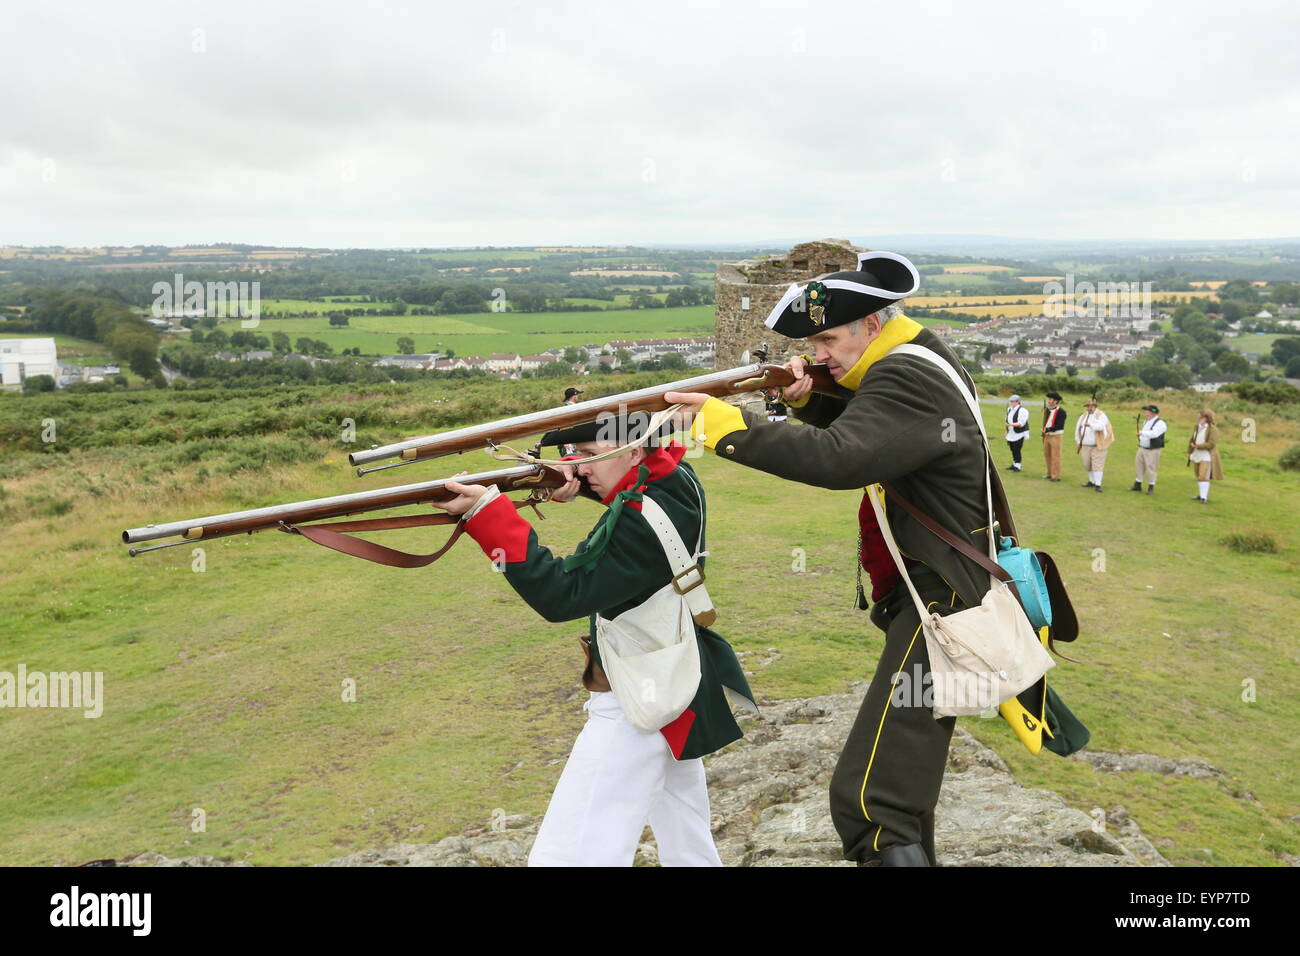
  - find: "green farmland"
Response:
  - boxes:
[213,306,716,356]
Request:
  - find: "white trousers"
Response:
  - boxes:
[527,691,722,867]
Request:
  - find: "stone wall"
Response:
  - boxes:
[714,238,865,369]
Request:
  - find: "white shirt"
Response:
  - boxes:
[1075,409,1110,446]
[1004,404,1030,442]
[1138,417,1167,449]
[1189,423,1211,463]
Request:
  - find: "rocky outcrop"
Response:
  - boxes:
[116,682,1169,867]
[1070,750,1224,779]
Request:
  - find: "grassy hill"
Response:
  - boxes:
[0,379,1296,865]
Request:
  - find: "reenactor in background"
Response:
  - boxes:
[763,386,788,422]
[1004,394,1030,473]
[1075,397,1114,492]
[559,388,585,454]
[1187,408,1225,503]
[1130,404,1168,495]
[1041,391,1066,481]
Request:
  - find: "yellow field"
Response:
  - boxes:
[908,287,1223,320]
[1155,291,1220,302]
[910,294,1050,307]
[943,264,1014,273]
[1018,275,1065,282]
[946,303,1044,318]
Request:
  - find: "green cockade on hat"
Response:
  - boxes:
[804,280,830,325]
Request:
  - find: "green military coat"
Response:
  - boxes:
[463,442,756,760]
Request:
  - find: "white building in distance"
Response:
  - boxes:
[0,337,59,389]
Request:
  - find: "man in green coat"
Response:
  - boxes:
[434,415,755,866]
[668,251,1000,866]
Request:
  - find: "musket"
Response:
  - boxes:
[123,464,566,566]
[348,349,839,476]
[1076,392,1097,453]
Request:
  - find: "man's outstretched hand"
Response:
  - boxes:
[433,472,489,516]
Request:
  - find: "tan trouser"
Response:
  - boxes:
[1194,460,1214,480]
[1135,448,1161,485]
[1080,444,1108,473]
[1042,433,1062,478]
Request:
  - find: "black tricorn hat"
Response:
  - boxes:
[763,250,921,339]
[1045,391,1063,401]
[541,411,674,450]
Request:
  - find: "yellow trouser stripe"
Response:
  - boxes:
[860,593,955,852]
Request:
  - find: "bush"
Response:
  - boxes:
[1279,444,1300,472]
[1222,382,1300,405]
[1220,531,1280,555]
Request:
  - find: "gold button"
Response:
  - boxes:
[725,444,735,455]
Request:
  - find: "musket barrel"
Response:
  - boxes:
[347,364,765,468]
[121,464,539,545]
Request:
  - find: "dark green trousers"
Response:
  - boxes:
[829,571,966,865]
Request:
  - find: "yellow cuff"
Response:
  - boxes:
[692,397,747,452]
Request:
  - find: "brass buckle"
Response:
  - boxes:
[672,565,705,595]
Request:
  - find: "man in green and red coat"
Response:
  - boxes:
[433,415,755,866]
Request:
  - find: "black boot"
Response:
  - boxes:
[1129,481,1142,492]
[879,843,931,866]
[919,808,939,867]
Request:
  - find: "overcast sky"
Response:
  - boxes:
[2,0,1297,248]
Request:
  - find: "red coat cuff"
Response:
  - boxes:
[464,495,531,563]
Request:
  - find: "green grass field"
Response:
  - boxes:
[250,298,396,317]
[212,306,717,356]
[0,381,1296,866]
[1229,333,1286,356]
[411,250,548,262]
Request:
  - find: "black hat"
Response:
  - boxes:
[1142,404,1159,413]
[1045,391,1063,401]
[541,411,674,450]
[563,388,583,401]
[763,251,920,339]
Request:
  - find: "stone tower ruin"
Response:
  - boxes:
[713,238,866,369]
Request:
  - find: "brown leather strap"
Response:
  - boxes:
[880,481,1012,584]
[282,520,466,568]
[279,500,537,568]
